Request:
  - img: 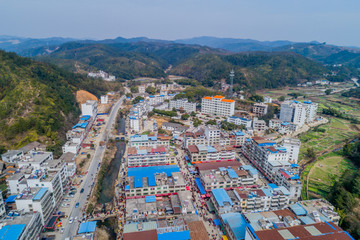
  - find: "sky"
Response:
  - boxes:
[1,0,360,46]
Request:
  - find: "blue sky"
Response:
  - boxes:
[1,0,359,46]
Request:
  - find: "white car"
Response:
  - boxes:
[69,217,74,224]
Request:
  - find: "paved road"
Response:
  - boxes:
[62,92,127,239]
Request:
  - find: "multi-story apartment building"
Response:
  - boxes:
[129,134,171,147]
[201,95,235,116]
[81,100,98,117]
[182,131,207,148]
[125,165,186,197]
[303,100,318,123]
[252,103,268,117]
[0,212,43,240]
[243,137,302,200]
[0,191,5,218]
[210,186,291,215]
[195,162,258,191]
[282,138,301,163]
[138,85,146,93]
[161,122,189,136]
[252,118,267,132]
[278,122,299,135]
[227,116,252,128]
[204,126,221,145]
[127,145,176,167]
[186,144,236,163]
[269,118,282,129]
[279,100,318,127]
[169,99,196,113]
[15,187,54,225]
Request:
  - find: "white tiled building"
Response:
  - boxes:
[81,100,98,117]
[227,116,252,128]
[169,99,196,113]
[127,145,176,167]
[201,95,235,116]
[279,100,318,127]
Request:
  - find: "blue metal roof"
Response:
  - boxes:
[299,216,315,225]
[213,219,221,226]
[281,122,290,126]
[145,195,156,203]
[33,188,48,201]
[5,195,17,203]
[234,130,245,136]
[148,136,157,141]
[157,230,191,240]
[128,165,180,188]
[249,169,258,176]
[278,186,291,195]
[262,188,273,197]
[290,174,300,180]
[212,188,233,207]
[125,185,130,190]
[227,168,239,179]
[195,178,206,195]
[130,135,148,142]
[303,101,312,104]
[78,221,97,234]
[290,203,307,216]
[221,213,246,240]
[291,164,299,168]
[242,165,254,170]
[268,183,278,189]
[207,146,217,153]
[0,224,26,240]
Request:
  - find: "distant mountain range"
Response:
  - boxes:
[2,35,360,68]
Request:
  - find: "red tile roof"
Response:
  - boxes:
[188,145,199,153]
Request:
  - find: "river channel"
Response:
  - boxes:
[98,117,126,204]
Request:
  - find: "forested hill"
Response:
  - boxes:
[34,41,331,90]
[0,50,119,154]
[169,52,329,90]
[36,41,222,80]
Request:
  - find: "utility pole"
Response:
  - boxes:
[229,69,234,98]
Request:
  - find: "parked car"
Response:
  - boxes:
[69,217,74,224]
[75,202,79,208]
[80,188,84,193]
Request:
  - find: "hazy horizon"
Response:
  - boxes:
[1,0,359,47]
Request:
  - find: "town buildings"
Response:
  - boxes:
[125,165,186,197]
[0,212,43,240]
[169,99,196,113]
[88,70,115,81]
[201,95,235,116]
[186,144,236,163]
[227,116,252,128]
[195,162,258,192]
[129,134,171,147]
[127,145,176,167]
[243,137,302,200]
[252,103,268,117]
[279,100,318,127]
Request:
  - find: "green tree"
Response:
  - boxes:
[325,89,332,95]
[278,96,285,101]
[132,96,144,104]
[206,119,217,125]
[190,111,197,117]
[130,86,139,93]
[146,86,156,95]
[305,148,316,160]
[249,95,264,102]
[181,113,190,120]
[87,153,91,159]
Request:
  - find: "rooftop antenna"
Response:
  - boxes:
[229,69,234,98]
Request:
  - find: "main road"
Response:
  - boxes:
[62,89,128,239]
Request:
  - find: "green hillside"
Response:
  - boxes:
[0,50,118,154]
[170,52,329,90]
[37,42,168,80]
